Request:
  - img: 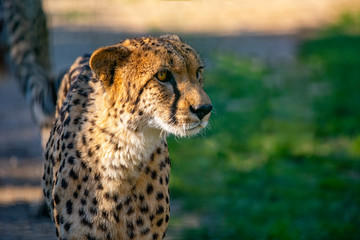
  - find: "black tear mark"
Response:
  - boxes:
[169,78,181,124]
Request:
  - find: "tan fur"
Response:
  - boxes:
[43,35,211,240]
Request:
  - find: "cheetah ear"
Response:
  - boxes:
[89,45,130,89]
[160,34,182,42]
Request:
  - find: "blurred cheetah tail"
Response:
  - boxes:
[2,0,63,148]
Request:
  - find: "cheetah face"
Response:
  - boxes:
[90,35,212,137]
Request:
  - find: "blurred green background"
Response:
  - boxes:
[167,12,360,240]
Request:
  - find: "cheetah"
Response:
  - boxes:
[2,0,64,149]
[3,1,212,239]
[43,34,212,240]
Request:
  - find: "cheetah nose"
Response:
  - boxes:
[189,104,213,120]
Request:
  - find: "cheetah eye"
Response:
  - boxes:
[155,70,173,82]
[196,67,204,80]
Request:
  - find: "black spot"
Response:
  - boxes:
[73,191,78,199]
[107,233,111,240]
[97,184,104,190]
[89,207,97,215]
[156,218,163,227]
[141,227,150,235]
[136,217,144,226]
[149,214,154,221]
[64,117,71,125]
[104,192,111,199]
[73,117,81,125]
[126,221,134,230]
[156,148,161,154]
[67,156,75,164]
[113,213,120,222]
[83,175,89,182]
[81,161,87,169]
[81,198,87,205]
[73,99,81,105]
[98,223,107,231]
[84,189,89,196]
[92,198,98,205]
[156,206,164,215]
[88,149,93,157]
[165,176,169,184]
[165,156,171,166]
[127,207,134,215]
[145,167,150,174]
[102,211,108,219]
[78,208,85,217]
[76,150,81,158]
[146,184,154,194]
[54,194,60,204]
[151,170,157,180]
[61,179,68,189]
[56,228,59,237]
[67,143,74,149]
[64,222,71,231]
[77,184,82,191]
[140,205,149,213]
[165,214,169,222]
[127,231,135,239]
[113,194,118,202]
[55,213,60,224]
[153,233,158,240]
[81,218,93,228]
[159,177,163,185]
[69,168,78,180]
[124,196,132,205]
[59,215,64,225]
[66,200,73,214]
[159,161,166,171]
[64,132,70,139]
[139,194,145,201]
[86,233,96,240]
[116,203,123,211]
[94,173,101,181]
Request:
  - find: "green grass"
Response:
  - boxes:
[167,12,360,240]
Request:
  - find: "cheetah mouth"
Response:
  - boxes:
[184,121,208,133]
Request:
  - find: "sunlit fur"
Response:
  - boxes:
[42,35,212,240]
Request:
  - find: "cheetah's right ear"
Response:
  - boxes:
[89,45,130,89]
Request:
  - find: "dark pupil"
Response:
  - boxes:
[157,70,172,82]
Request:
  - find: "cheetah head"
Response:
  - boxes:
[89,35,212,137]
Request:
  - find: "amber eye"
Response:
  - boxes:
[155,70,172,82]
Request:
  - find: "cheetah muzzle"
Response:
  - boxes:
[43,34,212,240]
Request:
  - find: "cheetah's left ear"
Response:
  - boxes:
[90,45,130,89]
[160,34,182,42]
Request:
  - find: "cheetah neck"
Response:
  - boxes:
[78,84,164,189]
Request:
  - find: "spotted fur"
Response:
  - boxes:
[42,36,212,239]
[3,0,212,239]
